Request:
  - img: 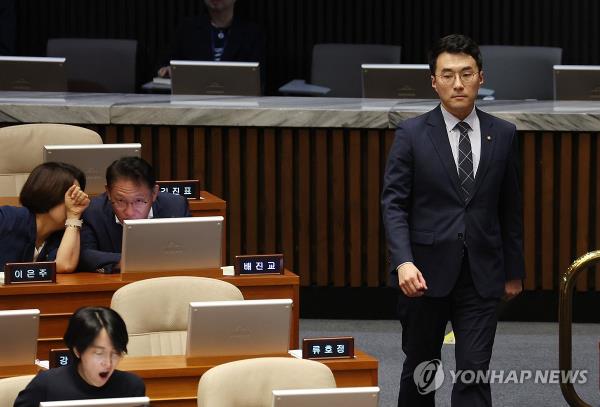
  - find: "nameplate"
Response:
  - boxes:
[234,254,284,275]
[3,261,56,284]
[157,180,200,199]
[302,337,355,359]
[49,348,74,368]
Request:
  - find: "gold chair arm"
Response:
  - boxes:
[558,250,600,407]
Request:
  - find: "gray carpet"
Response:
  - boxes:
[299,319,600,407]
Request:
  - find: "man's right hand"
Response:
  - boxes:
[157,66,171,78]
[398,262,428,297]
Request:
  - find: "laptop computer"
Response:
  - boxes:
[121,216,223,273]
[43,144,141,195]
[0,56,67,92]
[553,65,600,100]
[362,64,436,99]
[272,387,380,407]
[0,309,39,367]
[40,397,150,407]
[186,299,292,358]
[170,60,261,96]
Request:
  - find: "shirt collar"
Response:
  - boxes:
[440,104,477,133]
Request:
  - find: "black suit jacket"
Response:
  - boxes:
[79,192,190,272]
[164,14,266,85]
[381,105,525,298]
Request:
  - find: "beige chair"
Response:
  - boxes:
[110,276,244,356]
[0,123,102,196]
[197,357,337,407]
[0,374,35,406]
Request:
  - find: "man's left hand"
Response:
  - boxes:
[504,279,523,300]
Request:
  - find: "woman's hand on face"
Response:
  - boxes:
[65,184,90,219]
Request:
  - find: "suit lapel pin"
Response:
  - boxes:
[486,135,492,141]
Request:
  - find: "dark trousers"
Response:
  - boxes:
[397,257,499,407]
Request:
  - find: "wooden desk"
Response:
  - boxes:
[187,191,225,219]
[119,350,378,406]
[0,270,299,358]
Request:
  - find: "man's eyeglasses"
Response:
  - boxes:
[435,71,480,86]
[110,198,149,210]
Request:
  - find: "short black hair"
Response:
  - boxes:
[63,306,129,359]
[106,156,156,190]
[19,162,86,213]
[428,34,483,75]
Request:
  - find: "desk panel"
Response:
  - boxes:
[119,350,378,406]
[0,270,299,358]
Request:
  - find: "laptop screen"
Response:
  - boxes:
[272,387,380,407]
[170,60,261,96]
[362,64,436,99]
[43,144,141,195]
[186,299,292,358]
[40,397,150,407]
[0,56,67,92]
[121,216,223,273]
[0,309,39,367]
[553,65,600,101]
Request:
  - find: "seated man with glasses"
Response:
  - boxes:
[79,156,190,273]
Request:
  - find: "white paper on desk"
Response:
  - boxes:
[0,272,4,284]
[36,360,50,370]
[221,266,235,276]
[288,349,302,359]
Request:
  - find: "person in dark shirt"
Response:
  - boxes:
[79,156,190,273]
[157,0,266,84]
[0,0,16,56]
[0,162,89,272]
[14,307,145,406]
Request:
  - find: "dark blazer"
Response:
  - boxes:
[381,105,525,298]
[164,14,266,86]
[0,206,62,269]
[79,192,191,272]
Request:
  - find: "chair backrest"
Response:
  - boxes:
[311,43,401,97]
[197,357,336,407]
[110,276,244,356]
[479,45,562,100]
[0,374,35,406]
[47,38,137,93]
[0,124,102,196]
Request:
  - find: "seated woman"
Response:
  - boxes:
[14,306,145,404]
[0,162,89,273]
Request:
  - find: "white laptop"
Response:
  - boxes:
[121,216,223,273]
[272,387,380,407]
[170,60,261,96]
[186,299,292,358]
[0,56,67,92]
[0,309,39,367]
[362,64,436,99]
[43,143,141,194]
[40,397,150,407]
[553,65,600,100]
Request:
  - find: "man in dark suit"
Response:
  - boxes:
[381,34,525,406]
[157,0,265,85]
[79,157,190,273]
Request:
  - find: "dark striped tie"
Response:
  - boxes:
[456,121,474,201]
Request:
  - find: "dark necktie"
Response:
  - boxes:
[456,121,474,201]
